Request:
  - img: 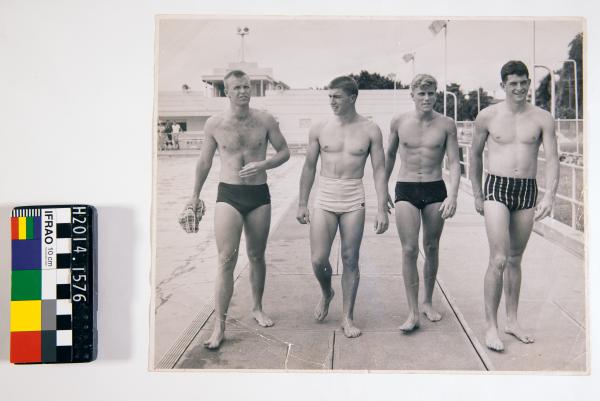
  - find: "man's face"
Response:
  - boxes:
[328,88,356,115]
[224,75,251,105]
[502,74,530,102]
[411,85,437,112]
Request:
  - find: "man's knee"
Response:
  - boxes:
[341,250,359,271]
[247,248,266,265]
[311,255,331,271]
[402,244,419,261]
[489,253,508,273]
[218,248,239,268]
[422,239,439,257]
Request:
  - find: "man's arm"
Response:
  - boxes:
[239,113,290,178]
[439,118,461,219]
[536,112,560,221]
[469,111,490,215]
[296,123,321,224]
[384,116,400,210]
[369,124,390,234]
[385,115,400,182]
[190,119,218,207]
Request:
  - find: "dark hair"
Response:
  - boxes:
[223,70,249,88]
[328,76,359,97]
[500,60,529,82]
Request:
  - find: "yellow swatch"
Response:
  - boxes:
[18,217,27,240]
[10,300,41,332]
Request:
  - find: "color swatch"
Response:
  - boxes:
[10,205,96,364]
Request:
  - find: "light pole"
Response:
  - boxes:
[236,26,250,62]
[429,20,448,117]
[564,59,580,154]
[534,65,556,117]
[387,73,397,110]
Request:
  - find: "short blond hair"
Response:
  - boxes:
[410,74,437,91]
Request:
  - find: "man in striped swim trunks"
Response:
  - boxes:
[297,76,389,338]
[469,60,559,352]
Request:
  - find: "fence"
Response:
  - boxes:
[453,142,584,232]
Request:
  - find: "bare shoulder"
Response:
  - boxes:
[251,108,277,126]
[475,103,498,125]
[309,118,328,135]
[530,104,554,124]
[357,115,382,137]
[434,112,456,129]
[204,114,224,133]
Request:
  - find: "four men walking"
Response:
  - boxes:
[187,61,559,352]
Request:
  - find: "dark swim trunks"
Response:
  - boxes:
[395,180,447,210]
[484,174,538,211]
[216,182,271,216]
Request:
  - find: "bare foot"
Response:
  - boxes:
[399,313,420,332]
[252,309,274,327]
[422,303,442,322]
[203,324,225,349]
[485,327,504,352]
[314,288,335,321]
[342,317,361,338]
[505,322,535,344]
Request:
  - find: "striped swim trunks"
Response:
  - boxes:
[484,174,538,211]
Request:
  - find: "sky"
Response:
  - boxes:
[157,17,583,97]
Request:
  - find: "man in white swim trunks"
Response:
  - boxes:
[297,76,389,338]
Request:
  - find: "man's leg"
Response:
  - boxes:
[503,208,536,343]
[421,202,445,322]
[395,201,422,332]
[243,204,273,327]
[204,203,244,349]
[310,209,339,321]
[483,201,511,351]
[338,209,365,338]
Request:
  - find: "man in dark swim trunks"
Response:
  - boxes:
[188,70,290,349]
[470,61,559,352]
[385,74,461,332]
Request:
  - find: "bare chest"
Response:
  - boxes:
[397,120,446,150]
[319,127,370,156]
[488,115,541,145]
[214,121,268,153]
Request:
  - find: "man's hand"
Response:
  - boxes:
[187,197,200,211]
[373,211,389,234]
[535,196,554,221]
[474,194,484,216]
[439,196,457,219]
[239,161,266,178]
[386,193,395,214]
[296,206,310,224]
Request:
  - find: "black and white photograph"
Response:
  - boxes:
[151,16,586,372]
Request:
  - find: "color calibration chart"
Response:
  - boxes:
[10,205,96,363]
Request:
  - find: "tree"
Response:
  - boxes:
[556,32,583,119]
[432,83,493,121]
[326,70,409,90]
[535,73,552,113]
[535,32,583,119]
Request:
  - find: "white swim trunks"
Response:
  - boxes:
[314,176,365,214]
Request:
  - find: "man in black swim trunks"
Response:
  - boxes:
[385,74,460,332]
[188,70,290,349]
[469,61,559,352]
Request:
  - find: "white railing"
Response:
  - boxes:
[451,142,584,231]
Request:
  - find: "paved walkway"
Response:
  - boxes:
[155,157,586,372]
